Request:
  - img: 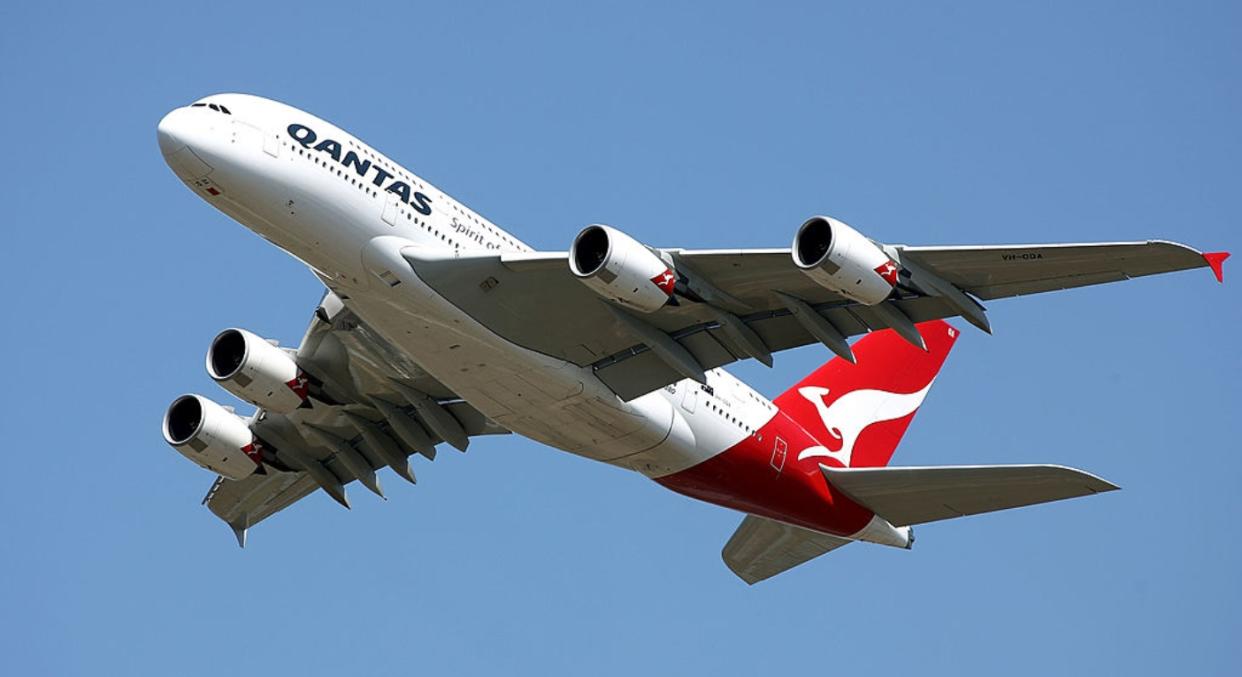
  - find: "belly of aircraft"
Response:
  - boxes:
[340,289,680,463]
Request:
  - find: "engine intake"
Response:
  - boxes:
[569,225,676,313]
[162,394,264,480]
[206,328,310,413]
[792,216,898,306]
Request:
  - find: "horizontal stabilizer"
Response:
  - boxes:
[722,515,853,585]
[820,464,1118,527]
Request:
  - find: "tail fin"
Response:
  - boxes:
[773,320,959,468]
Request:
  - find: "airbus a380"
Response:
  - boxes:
[157,93,1228,583]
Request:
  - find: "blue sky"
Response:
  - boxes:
[1,2,1238,674]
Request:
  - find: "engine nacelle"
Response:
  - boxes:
[791,216,898,306]
[162,394,264,480]
[206,328,309,414]
[569,225,677,313]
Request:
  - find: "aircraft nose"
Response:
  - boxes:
[158,107,214,179]
[157,107,193,155]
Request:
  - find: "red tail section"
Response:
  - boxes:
[773,320,959,469]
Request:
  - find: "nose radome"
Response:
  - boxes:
[158,107,214,179]
[157,107,192,156]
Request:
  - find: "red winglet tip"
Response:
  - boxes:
[1203,251,1230,283]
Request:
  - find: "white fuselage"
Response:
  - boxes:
[157,94,776,479]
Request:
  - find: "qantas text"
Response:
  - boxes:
[287,123,433,216]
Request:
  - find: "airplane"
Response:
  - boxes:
[156,93,1228,584]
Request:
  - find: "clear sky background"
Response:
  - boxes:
[1,2,1238,675]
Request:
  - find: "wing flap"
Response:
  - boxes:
[592,296,960,400]
[722,515,853,585]
[820,464,1119,527]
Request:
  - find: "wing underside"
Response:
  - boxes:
[200,291,510,542]
[405,239,1219,400]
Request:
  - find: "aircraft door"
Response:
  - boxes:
[263,128,279,157]
[231,120,279,159]
[681,387,698,413]
[231,121,263,153]
[382,193,399,226]
[770,436,787,473]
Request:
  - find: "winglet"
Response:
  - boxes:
[229,519,248,548]
[1204,251,1229,283]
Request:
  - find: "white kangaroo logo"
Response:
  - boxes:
[795,381,935,466]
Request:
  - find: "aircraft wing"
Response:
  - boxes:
[722,515,853,585]
[896,240,1225,299]
[201,472,318,546]
[200,291,510,545]
[405,239,1223,400]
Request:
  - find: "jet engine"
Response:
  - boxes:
[162,394,264,480]
[569,225,677,313]
[206,328,310,413]
[791,216,899,306]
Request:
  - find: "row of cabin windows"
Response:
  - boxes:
[742,388,775,411]
[706,374,774,413]
[279,131,528,252]
[336,134,525,251]
[448,201,524,250]
[284,137,484,250]
[288,140,380,199]
[701,390,760,436]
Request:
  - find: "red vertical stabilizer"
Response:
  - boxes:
[773,320,959,469]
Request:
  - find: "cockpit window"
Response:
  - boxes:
[190,102,231,115]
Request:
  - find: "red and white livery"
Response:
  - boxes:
[156,94,1227,581]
